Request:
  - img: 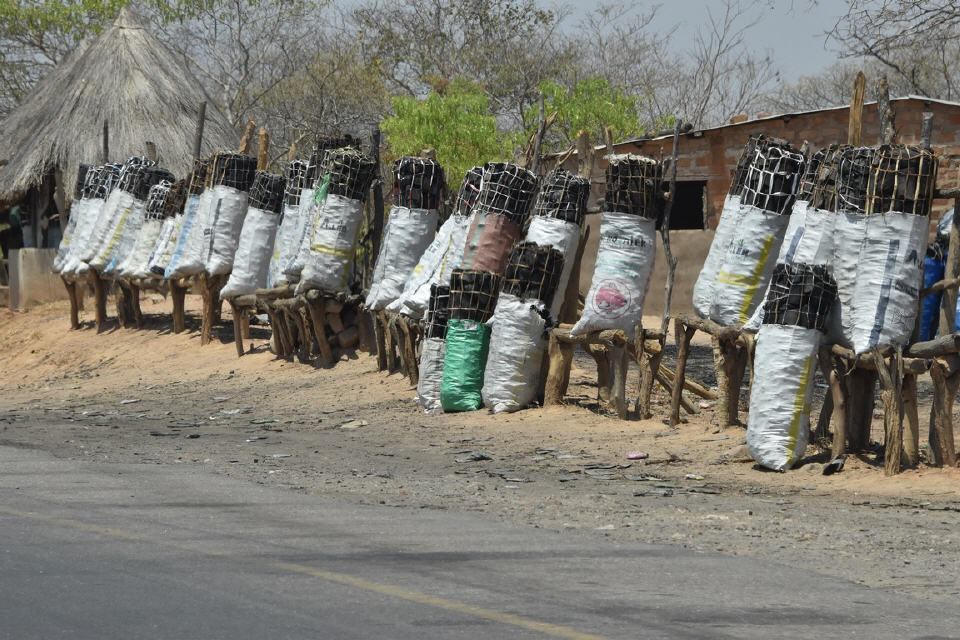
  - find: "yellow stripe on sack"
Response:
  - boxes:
[309,244,354,259]
[100,203,133,261]
[786,352,815,466]
[716,234,776,324]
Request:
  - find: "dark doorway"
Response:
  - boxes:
[668,180,706,230]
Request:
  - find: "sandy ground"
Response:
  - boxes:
[1,295,959,603]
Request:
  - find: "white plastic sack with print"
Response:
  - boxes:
[221,207,280,298]
[365,206,439,311]
[296,193,365,294]
[481,294,548,413]
[524,215,580,321]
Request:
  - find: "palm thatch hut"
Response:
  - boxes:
[0,8,236,248]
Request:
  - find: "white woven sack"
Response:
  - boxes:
[203,184,250,276]
[104,199,148,276]
[283,186,318,280]
[266,201,301,287]
[221,207,280,299]
[146,213,181,276]
[80,188,127,264]
[296,193,365,294]
[118,218,163,278]
[89,194,141,272]
[693,194,743,318]
[53,199,87,272]
[747,323,819,471]
[571,212,656,339]
[849,211,927,353]
[481,293,548,413]
[416,336,446,413]
[386,212,475,320]
[365,206,439,311]
[524,215,580,320]
[710,205,789,326]
[166,190,213,279]
[65,197,107,275]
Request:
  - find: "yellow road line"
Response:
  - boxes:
[0,506,607,640]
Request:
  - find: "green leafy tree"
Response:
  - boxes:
[381,80,517,189]
[527,78,666,152]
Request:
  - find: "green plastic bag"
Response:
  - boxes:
[440,318,491,412]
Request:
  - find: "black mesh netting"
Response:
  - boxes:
[604,155,663,219]
[762,263,838,332]
[866,145,938,216]
[323,148,377,201]
[249,171,286,215]
[132,167,175,202]
[448,269,502,322]
[730,135,804,215]
[82,163,121,200]
[306,136,357,187]
[211,153,257,192]
[472,162,539,225]
[454,166,484,217]
[796,148,826,203]
[394,156,445,210]
[117,157,153,194]
[188,158,210,196]
[425,283,450,339]
[73,164,91,199]
[500,241,565,308]
[162,179,187,218]
[533,169,590,226]
[284,159,309,207]
[144,181,174,222]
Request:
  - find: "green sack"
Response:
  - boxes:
[440,318,491,412]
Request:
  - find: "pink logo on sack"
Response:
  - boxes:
[592,280,631,318]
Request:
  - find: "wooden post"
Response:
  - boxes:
[847,71,866,146]
[62,277,80,329]
[529,92,547,175]
[944,195,960,331]
[305,291,334,366]
[873,349,904,476]
[928,355,959,467]
[902,372,920,467]
[544,332,574,405]
[192,101,207,159]
[829,362,848,458]
[372,311,388,371]
[586,344,612,406]
[670,320,697,426]
[398,316,419,386]
[145,141,157,163]
[370,127,386,268]
[846,368,877,452]
[170,279,187,334]
[876,75,896,144]
[713,336,747,428]
[200,273,226,345]
[130,282,142,329]
[238,119,256,155]
[102,120,110,163]
[609,344,629,419]
[257,127,269,171]
[814,347,835,443]
[90,269,108,332]
[228,299,245,357]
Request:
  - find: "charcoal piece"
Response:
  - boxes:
[211,153,257,192]
[796,148,825,202]
[762,263,837,332]
[534,169,589,226]
[454,166,484,217]
[604,155,663,219]
[323,148,377,201]
[501,242,564,308]
[144,181,174,221]
[187,158,210,195]
[425,284,451,339]
[472,162,538,225]
[73,164,91,199]
[284,159,309,206]
[162,179,187,218]
[867,145,937,216]
[807,144,850,211]
[249,171,286,215]
[305,136,357,187]
[394,157,445,210]
[448,269,502,322]
[733,135,805,215]
[133,167,175,202]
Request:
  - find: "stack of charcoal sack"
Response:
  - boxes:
[748,263,837,470]
[117,177,176,279]
[221,170,287,298]
[389,166,483,319]
[818,145,937,353]
[160,158,209,278]
[64,163,122,276]
[693,135,805,326]
[53,164,92,273]
[265,158,309,288]
[416,283,451,412]
[481,242,564,413]
[86,157,154,273]
[297,147,378,294]
[365,157,446,310]
[572,155,663,337]
[201,153,259,277]
[523,169,590,320]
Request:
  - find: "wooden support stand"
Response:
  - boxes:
[199,273,227,345]
[89,268,109,333]
[371,310,421,385]
[61,276,82,329]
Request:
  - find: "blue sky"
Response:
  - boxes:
[572,0,845,78]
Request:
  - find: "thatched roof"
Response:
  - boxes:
[0,8,237,199]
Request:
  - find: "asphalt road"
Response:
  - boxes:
[0,445,954,640]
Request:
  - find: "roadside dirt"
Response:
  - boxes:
[1,296,958,602]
